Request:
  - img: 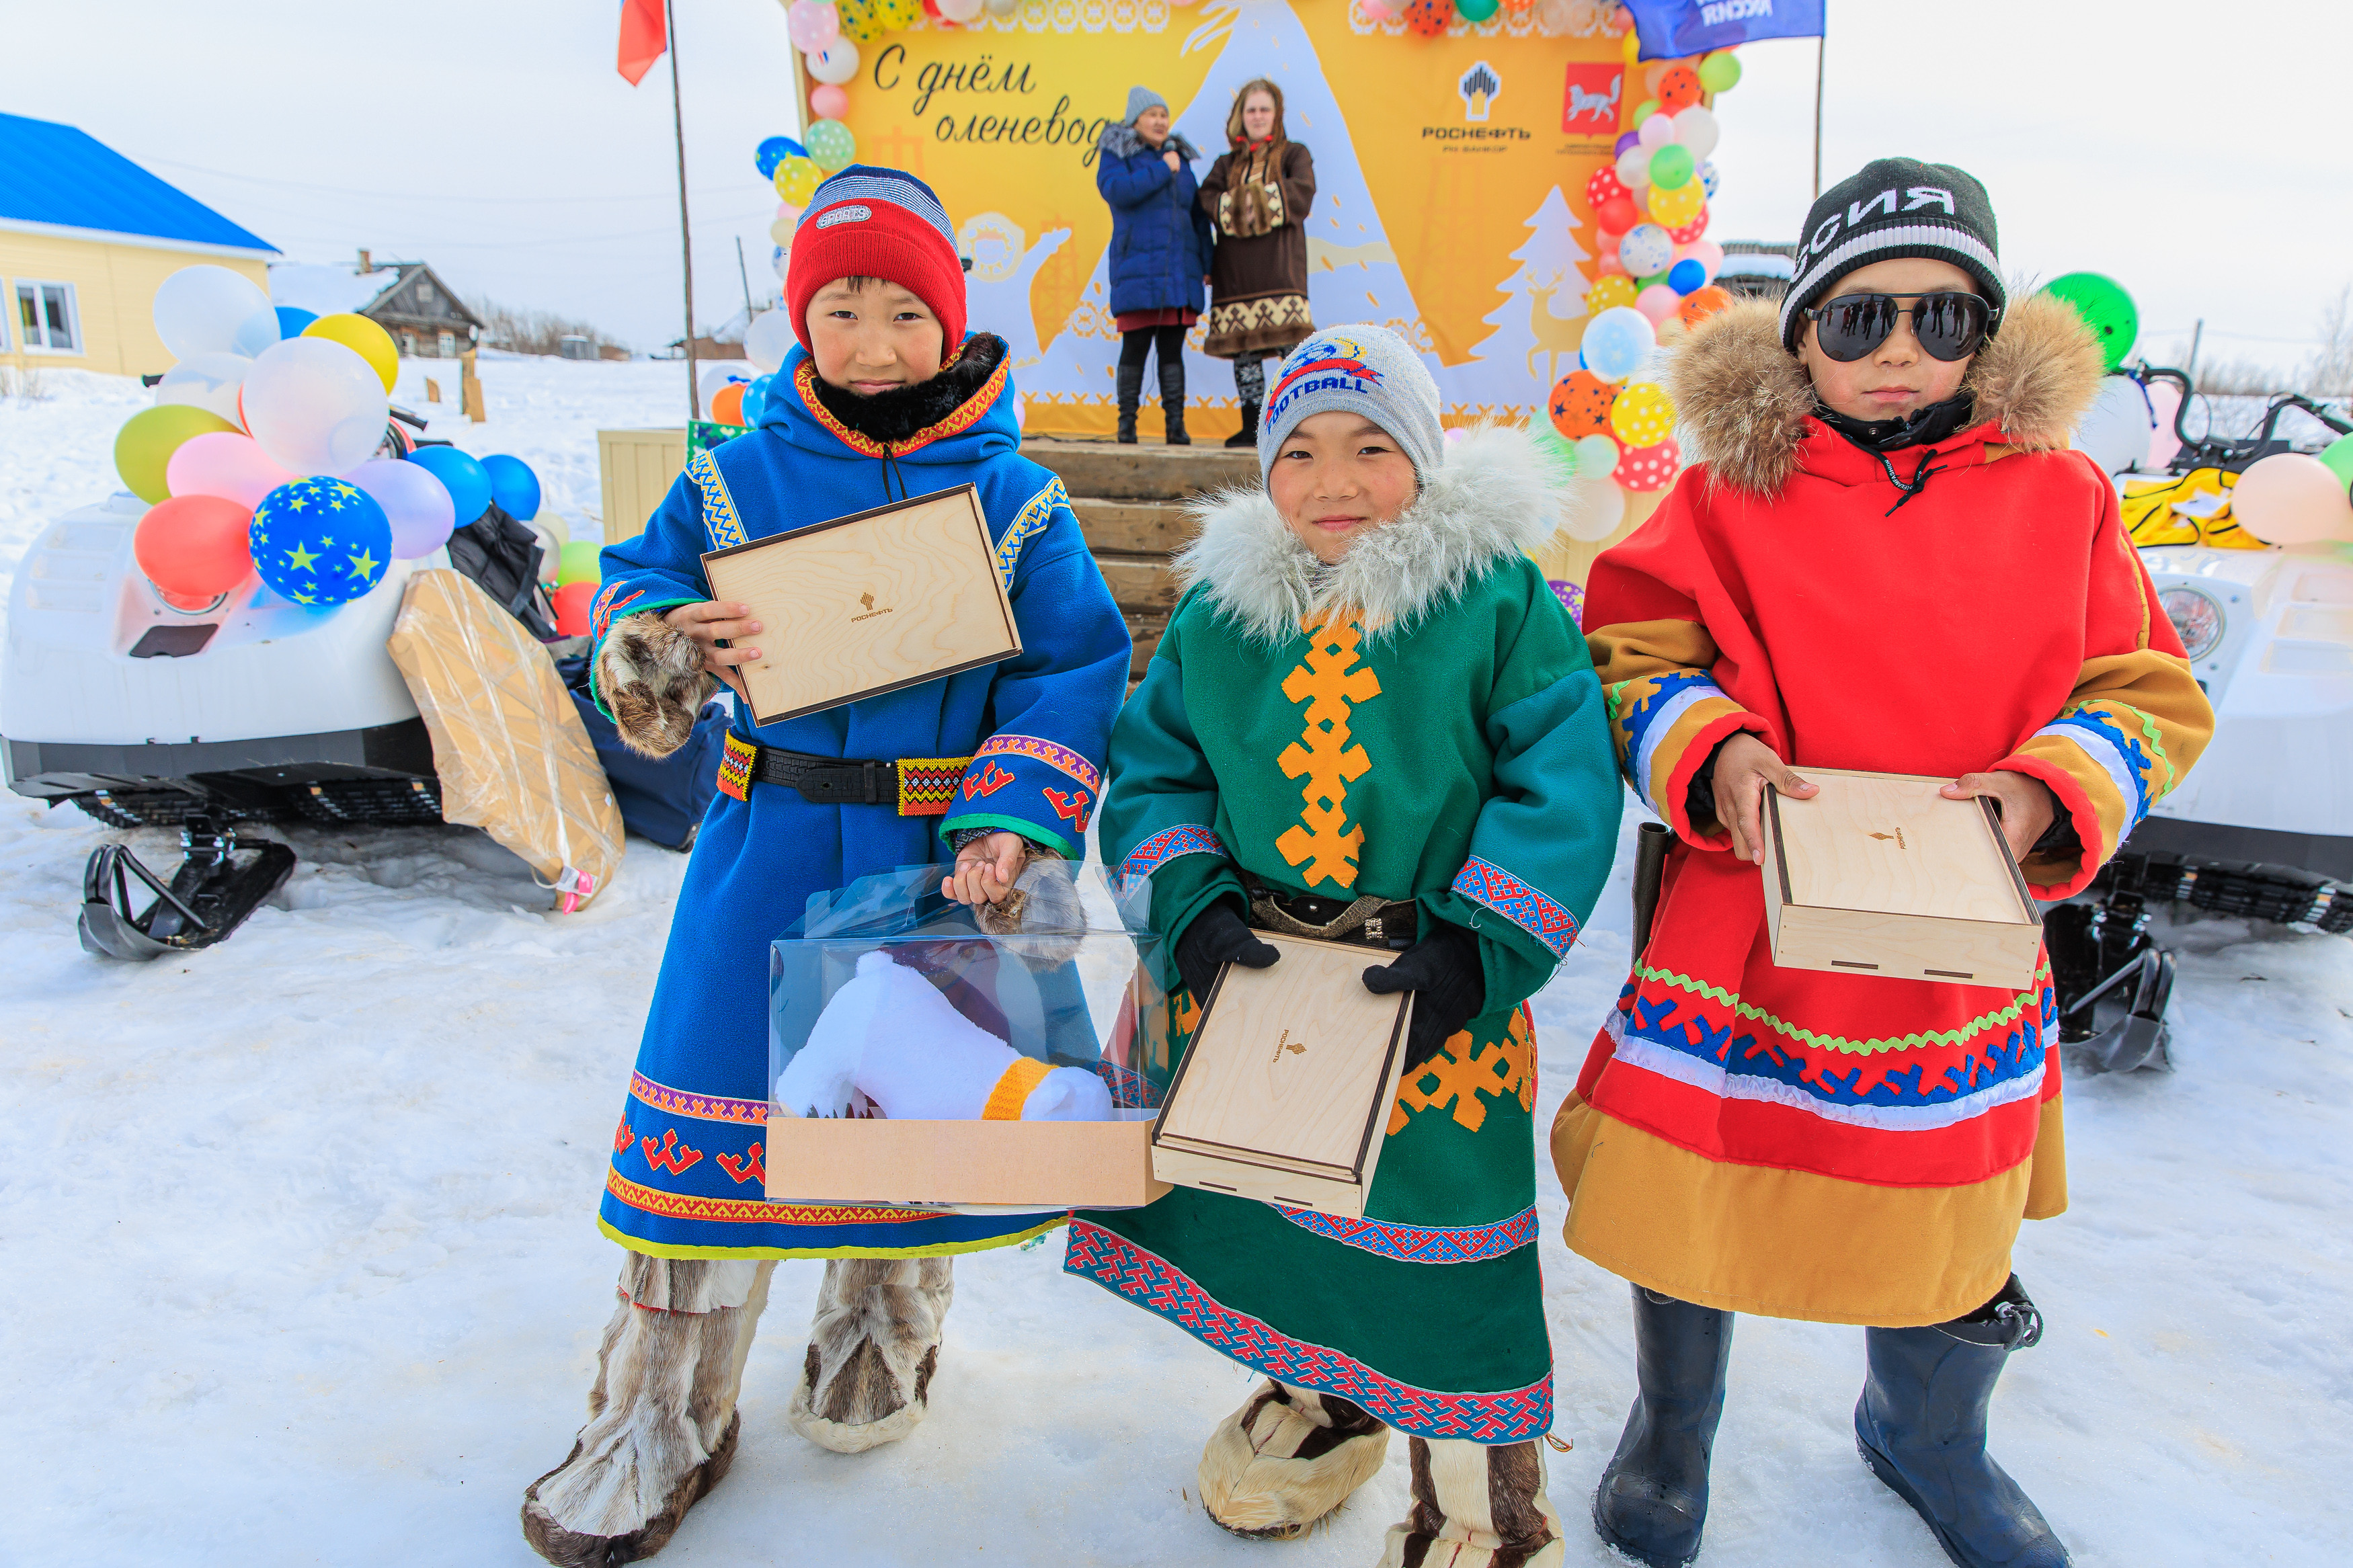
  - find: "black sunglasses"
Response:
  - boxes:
[1802,292,1996,363]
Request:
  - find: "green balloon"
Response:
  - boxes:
[805,118,857,172]
[2321,434,2353,493]
[1649,144,1696,191]
[1455,0,1499,17]
[1632,99,1661,126]
[114,403,237,505]
[2041,272,2139,372]
[557,540,603,587]
[1698,52,1743,93]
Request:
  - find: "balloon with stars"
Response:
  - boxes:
[249,477,392,607]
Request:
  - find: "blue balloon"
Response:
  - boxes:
[480,454,541,521]
[740,373,775,427]
[1582,306,1657,382]
[248,477,392,608]
[1699,159,1719,198]
[274,306,318,339]
[1667,259,1708,296]
[756,135,809,179]
[405,445,495,526]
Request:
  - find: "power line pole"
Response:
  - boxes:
[1812,14,1827,200]
[667,0,697,423]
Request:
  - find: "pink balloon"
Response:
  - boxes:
[1361,0,1398,15]
[2146,379,2183,470]
[165,431,295,509]
[785,0,838,52]
[347,457,458,560]
[810,83,849,120]
[2229,453,2353,545]
[1673,239,1724,283]
[1635,284,1681,324]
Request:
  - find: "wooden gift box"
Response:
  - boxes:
[1150,934,1415,1219]
[766,865,1170,1210]
[701,483,1021,727]
[1762,768,2044,990]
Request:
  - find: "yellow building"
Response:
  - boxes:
[0,112,276,380]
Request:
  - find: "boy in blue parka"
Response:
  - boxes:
[521,167,1130,1565]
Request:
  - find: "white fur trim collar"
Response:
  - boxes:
[1173,425,1564,645]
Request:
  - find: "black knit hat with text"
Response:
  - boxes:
[1779,158,2004,352]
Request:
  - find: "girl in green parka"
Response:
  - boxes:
[1066,325,1622,1567]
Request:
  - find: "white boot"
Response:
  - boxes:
[1199,1380,1391,1539]
[786,1256,954,1453]
[1378,1435,1564,1568]
[522,1255,773,1565]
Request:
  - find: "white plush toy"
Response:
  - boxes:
[776,950,1115,1122]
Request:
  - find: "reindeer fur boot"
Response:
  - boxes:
[595,609,718,759]
[1198,1380,1391,1539]
[1378,1436,1564,1568]
[787,1257,954,1453]
[522,1255,774,1566]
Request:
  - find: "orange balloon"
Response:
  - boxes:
[1548,370,1621,440]
[1678,286,1734,327]
[134,494,255,598]
[711,384,747,425]
[1658,65,1703,113]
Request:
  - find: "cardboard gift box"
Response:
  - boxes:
[703,483,1021,727]
[766,862,1170,1210]
[1150,934,1415,1219]
[1762,768,2044,990]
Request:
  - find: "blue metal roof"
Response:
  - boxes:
[0,114,274,254]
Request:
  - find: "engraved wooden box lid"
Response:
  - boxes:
[1762,768,2044,991]
[1150,934,1414,1219]
[700,483,1021,727]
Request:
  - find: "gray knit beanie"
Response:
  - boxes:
[1260,325,1443,484]
[1122,85,1168,126]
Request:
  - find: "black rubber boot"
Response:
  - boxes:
[1856,1276,2072,1568]
[1159,358,1189,445]
[1593,1286,1734,1568]
[1116,364,1142,444]
[1224,399,1259,449]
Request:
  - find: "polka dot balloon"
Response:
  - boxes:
[1614,437,1682,493]
[1609,382,1677,448]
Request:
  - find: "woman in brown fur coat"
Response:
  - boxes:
[1198,79,1315,448]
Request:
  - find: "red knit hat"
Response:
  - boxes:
[785,166,967,356]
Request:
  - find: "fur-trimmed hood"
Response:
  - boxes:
[1174,425,1562,645]
[1667,290,2106,497]
[1097,122,1204,164]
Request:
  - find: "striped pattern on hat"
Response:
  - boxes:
[793,169,956,251]
[1778,159,2005,352]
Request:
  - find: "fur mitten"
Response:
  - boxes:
[522,1257,774,1565]
[787,1256,954,1454]
[596,610,718,759]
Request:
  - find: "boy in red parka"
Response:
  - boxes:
[1558,159,2213,1568]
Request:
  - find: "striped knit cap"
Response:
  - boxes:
[786,165,966,354]
[1779,158,2004,352]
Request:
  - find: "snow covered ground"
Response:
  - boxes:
[3,361,2350,1565]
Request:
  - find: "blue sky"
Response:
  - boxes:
[13,0,2346,374]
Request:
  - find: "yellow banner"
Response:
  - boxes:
[830,0,1632,438]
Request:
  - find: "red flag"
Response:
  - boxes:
[617,0,666,86]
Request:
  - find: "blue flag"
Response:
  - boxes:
[1622,0,1825,60]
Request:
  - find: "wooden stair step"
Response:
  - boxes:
[1025,436,1257,501]
[1070,497,1199,556]
[1097,554,1178,614]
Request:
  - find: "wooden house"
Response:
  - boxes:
[0,112,278,378]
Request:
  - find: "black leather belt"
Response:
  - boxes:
[716,733,968,815]
[1241,871,1417,950]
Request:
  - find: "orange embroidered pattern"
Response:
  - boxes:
[1275,613,1382,890]
[792,356,1007,458]
[604,1167,933,1226]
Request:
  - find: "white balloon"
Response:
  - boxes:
[1637,111,1679,149]
[742,309,797,374]
[151,265,276,361]
[1562,478,1627,541]
[939,0,984,18]
[699,360,759,400]
[241,337,390,476]
[807,40,859,85]
[772,246,791,283]
[153,352,251,423]
[1671,106,1719,159]
[348,456,457,559]
[2071,376,2155,477]
[1616,146,1653,190]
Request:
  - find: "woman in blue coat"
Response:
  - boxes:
[1096,85,1213,445]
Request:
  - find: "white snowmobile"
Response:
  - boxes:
[0,413,559,959]
[2052,374,2353,1071]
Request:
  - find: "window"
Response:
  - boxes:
[15,281,79,353]
[437,330,454,357]
[399,329,417,356]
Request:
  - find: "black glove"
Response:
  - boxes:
[1363,919,1486,1070]
[1174,900,1279,1003]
